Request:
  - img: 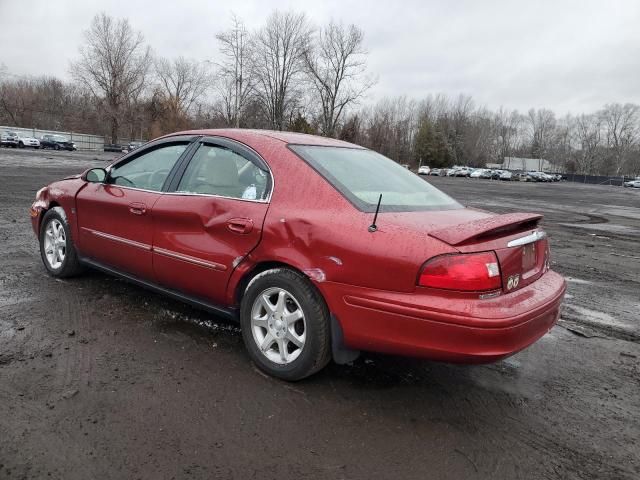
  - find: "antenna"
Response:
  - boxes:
[368,194,383,232]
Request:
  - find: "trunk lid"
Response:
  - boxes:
[430,212,549,294]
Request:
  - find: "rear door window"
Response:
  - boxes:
[176,144,271,201]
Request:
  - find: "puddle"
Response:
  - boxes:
[594,205,640,221]
[565,277,592,285]
[564,304,633,330]
[0,319,16,340]
[0,295,35,308]
[162,309,241,334]
[559,222,640,237]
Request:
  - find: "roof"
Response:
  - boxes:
[166,128,363,148]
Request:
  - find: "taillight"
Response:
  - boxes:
[418,252,502,291]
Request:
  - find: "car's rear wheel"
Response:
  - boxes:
[39,208,83,278]
[240,268,331,381]
[54,144,60,150]
[18,141,24,148]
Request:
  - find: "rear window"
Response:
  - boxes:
[289,145,462,212]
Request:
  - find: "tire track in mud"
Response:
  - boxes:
[0,269,112,478]
[443,386,636,478]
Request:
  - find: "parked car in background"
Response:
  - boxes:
[418,166,431,175]
[40,134,77,151]
[127,141,144,152]
[470,168,492,179]
[516,173,533,182]
[29,129,566,381]
[429,168,443,176]
[623,179,640,188]
[454,166,472,177]
[104,143,126,153]
[17,135,41,149]
[1,130,19,147]
[499,171,513,181]
[525,172,542,182]
[492,169,505,180]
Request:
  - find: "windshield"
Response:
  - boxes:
[52,135,67,142]
[289,145,462,212]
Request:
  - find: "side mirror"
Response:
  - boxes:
[84,168,107,183]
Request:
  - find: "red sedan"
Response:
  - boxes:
[30,130,566,380]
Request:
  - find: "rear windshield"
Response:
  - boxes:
[289,145,462,212]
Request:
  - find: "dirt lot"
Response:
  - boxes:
[1,148,639,480]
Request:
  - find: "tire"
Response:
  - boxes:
[54,144,60,150]
[18,141,24,148]
[240,268,332,381]
[39,207,83,278]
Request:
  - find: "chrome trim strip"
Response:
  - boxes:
[164,190,269,203]
[153,247,227,271]
[82,227,152,251]
[81,227,228,271]
[507,230,547,248]
[99,182,162,196]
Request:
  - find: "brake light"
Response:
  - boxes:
[418,252,501,291]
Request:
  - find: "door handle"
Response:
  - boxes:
[129,202,147,215]
[226,218,253,234]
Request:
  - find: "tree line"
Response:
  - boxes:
[0,11,638,176]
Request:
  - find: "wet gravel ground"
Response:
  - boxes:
[0,148,639,480]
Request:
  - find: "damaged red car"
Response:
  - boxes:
[30,130,566,380]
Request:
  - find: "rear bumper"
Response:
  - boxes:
[321,270,566,363]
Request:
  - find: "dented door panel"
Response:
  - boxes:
[151,194,268,305]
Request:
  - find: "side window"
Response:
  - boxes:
[176,144,270,200]
[109,143,188,191]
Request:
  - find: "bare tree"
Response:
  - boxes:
[526,108,556,169]
[70,13,151,143]
[493,108,522,167]
[251,11,311,130]
[215,14,253,127]
[303,21,374,137]
[599,103,639,175]
[155,56,211,116]
[573,114,602,174]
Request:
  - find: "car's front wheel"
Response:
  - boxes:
[39,207,83,278]
[240,268,332,381]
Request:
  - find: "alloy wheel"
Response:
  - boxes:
[250,287,306,365]
[43,219,66,269]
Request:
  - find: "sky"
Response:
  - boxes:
[1,0,639,115]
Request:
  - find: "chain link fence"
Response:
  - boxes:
[1,125,104,151]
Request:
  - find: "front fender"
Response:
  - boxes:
[29,178,87,242]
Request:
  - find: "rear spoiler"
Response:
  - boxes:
[429,212,543,246]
